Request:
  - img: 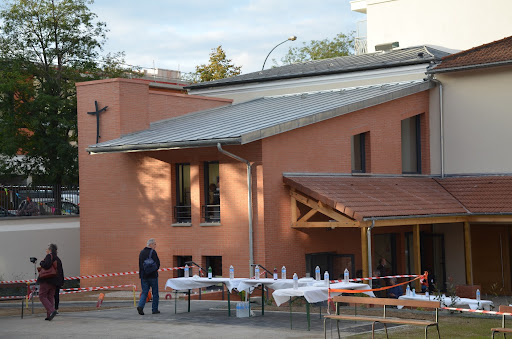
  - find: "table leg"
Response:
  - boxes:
[261,284,265,316]
[290,297,293,329]
[228,289,231,317]
[174,290,177,314]
[306,302,310,331]
[188,289,191,313]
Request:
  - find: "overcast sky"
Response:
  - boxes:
[89,0,366,75]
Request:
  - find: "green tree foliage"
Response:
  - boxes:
[194,46,242,82]
[0,0,136,187]
[279,32,354,65]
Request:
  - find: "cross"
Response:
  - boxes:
[87,101,108,144]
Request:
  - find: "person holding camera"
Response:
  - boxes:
[137,238,160,315]
[37,243,63,321]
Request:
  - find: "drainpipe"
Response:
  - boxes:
[430,78,445,177]
[217,143,254,276]
[367,219,375,287]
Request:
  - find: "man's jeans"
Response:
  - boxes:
[138,277,159,312]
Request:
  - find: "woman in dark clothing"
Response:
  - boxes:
[37,243,62,321]
[54,255,64,313]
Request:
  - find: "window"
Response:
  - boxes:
[401,115,421,174]
[175,255,192,277]
[175,164,191,223]
[351,133,367,173]
[204,256,222,277]
[203,162,220,222]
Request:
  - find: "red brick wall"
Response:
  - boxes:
[77,79,429,289]
[261,91,430,277]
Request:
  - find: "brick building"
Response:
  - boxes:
[77,38,512,294]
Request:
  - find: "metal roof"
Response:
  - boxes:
[86,80,435,154]
[186,46,449,90]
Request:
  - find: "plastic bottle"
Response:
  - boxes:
[273,267,278,280]
[229,265,234,280]
[476,289,481,301]
[412,288,416,297]
[315,266,321,281]
[293,273,298,289]
[406,284,410,296]
[254,265,260,280]
[324,271,330,286]
[344,268,349,283]
[281,266,286,280]
[425,291,429,299]
[208,266,212,279]
[184,264,189,278]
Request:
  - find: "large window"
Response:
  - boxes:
[351,132,368,173]
[175,255,192,277]
[174,164,191,223]
[204,256,222,277]
[203,162,220,223]
[401,115,421,174]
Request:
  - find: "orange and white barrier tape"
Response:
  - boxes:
[442,307,511,316]
[329,274,422,284]
[327,272,428,314]
[0,295,26,300]
[0,265,194,284]
[59,284,136,295]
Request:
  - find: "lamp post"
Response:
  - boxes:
[262,35,297,70]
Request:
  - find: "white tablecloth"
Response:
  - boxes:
[272,282,375,306]
[398,294,493,311]
[236,278,315,292]
[164,277,243,292]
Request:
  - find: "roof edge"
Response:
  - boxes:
[428,60,512,74]
[87,138,241,154]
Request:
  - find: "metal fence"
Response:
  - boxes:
[0,185,79,217]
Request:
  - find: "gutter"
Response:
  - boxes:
[427,60,512,74]
[216,143,254,276]
[87,138,241,154]
[362,212,512,222]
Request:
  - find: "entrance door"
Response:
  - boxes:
[422,234,446,292]
[305,253,355,280]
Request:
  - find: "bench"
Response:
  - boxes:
[492,305,512,338]
[0,282,29,318]
[324,295,441,339]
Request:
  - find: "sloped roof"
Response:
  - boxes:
[283,174,512,221]
[434,176,512,213]
[186,46,449,90]
[86,80,434,154]
[428,36,512,73]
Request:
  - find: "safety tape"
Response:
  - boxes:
[327,272,428,314]
[0,265,194,284]
[442,307,512,316]
[59,284,136,295]
[329,274,421,284]
[0,295,26,300]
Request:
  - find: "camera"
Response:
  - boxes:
[30,257,37,264]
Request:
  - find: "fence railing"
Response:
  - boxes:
[201,204,220,223]
[174,205,191,223]
[0,185,79,217]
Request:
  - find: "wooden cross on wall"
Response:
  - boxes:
[87,101,108,144]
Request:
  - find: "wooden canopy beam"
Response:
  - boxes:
[290,191,359,228]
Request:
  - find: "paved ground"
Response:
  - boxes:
[0,299,385,339]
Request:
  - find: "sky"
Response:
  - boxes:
[89,0,366,76]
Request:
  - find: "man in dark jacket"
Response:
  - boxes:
[137,238,160,315]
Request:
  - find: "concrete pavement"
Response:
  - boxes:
[0,299,379,338]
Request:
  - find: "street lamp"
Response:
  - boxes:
[262,35,297,70]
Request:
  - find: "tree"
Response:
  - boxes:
[279,32,354,65]
[0,0,134,186]
[194,46,242,82]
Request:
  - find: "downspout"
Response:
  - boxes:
[430,78,444,178]
[367,218,375,287]
[217,143,254,276]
